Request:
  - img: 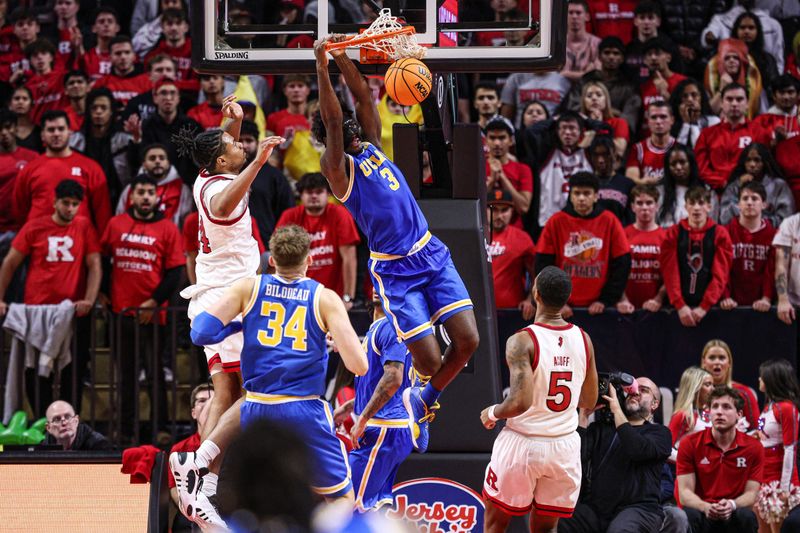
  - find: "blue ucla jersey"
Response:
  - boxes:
[354,317,412,420]
[241,274,328,396]
[340,143,429,255]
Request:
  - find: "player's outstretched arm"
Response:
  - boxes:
[328,36,381,147]
[190,277,254,346]
[209,136,284,219]
[314,39,349,197]
[481,332,534,428]
[578,330,599,410]
[319,287,368,376]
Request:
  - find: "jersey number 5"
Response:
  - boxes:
[258,302,308,351]
[546,371,573,412]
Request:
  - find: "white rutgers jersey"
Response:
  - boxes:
[507,323,589,438]
[193,170,260,288]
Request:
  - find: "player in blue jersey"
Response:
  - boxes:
[174,225,369,527]
[335,289,415,512]
[313,37,480,452]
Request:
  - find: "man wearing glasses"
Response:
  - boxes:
[42,400,111,450]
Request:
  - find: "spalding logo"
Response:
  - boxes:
[388,477,484,532]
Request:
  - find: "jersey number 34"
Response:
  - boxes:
[257,302,308,351]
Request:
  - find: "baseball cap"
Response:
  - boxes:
[484,115,515,136]
[599,36,624,53]
[487,188,514,206]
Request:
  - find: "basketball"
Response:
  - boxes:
[384,58,432,106]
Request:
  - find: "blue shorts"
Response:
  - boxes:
[369,234,473,344]
[350,421,414,512]
[241,394,352,498]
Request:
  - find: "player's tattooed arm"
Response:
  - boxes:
[775,246,796,324]
[350,362,404,448]
[494,332,535,419]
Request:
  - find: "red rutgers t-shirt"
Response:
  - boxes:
[187,102,223,131]
[624,225,666,308]
[276,204,360,296]
[101,212,185,315]
[724,217,776,305]
[12,215,100,304]
[625,138,675,182]
[144,39,194,81]
[79,46,112,81]
[487,224,536,308]
[266,109,309,138]
[0,146,39,232]
[537,210,630,306]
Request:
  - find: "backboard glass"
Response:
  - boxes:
[191,0,565,74]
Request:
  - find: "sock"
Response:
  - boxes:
[200,472,218,496]
[421,383,441,407]
[195,440,220,470]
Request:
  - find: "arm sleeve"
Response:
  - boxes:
[660,226,686,309]
[700,226,733,310]
[151,266,182,304]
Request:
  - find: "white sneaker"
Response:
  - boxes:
[169,451,205,518]
[188,490,228,531]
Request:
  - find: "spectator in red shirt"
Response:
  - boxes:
[486,189,536,319]
[720,181,775,313]
[640,36,687,109]
[694,83,756,190]
[751,74,799,148]
[75,7,120,81]
[661,187,733,326]
[0,8,38,82]
[46,0,82,71]
[586,0,637,43]
[618,185,667,313]
[101,174,185,443]
[276,173,360,304]
[61,69,89,131]
[93,35,151,106]
[267,74,310,139]
[116,143,192,226]
[0,108,38,236]
[168,383,214,531]
[625,101,676,185]
[188,74,224,130]
[661,186,733,327]
[536,171,631,316]
[17,38,66,124]
[485,116,533,226]
[143,9,192,81]
[13,109,111,231]
[700,339,761,431]
[0,179,101,411]
[676,386,762,533]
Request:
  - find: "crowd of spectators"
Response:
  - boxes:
[0,0,798,530]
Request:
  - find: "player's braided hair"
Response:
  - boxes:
[171,125,226,170]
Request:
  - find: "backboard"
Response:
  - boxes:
[191,0,565,74]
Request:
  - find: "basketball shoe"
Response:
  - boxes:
[402,386,439,453]
[187,489,228,531]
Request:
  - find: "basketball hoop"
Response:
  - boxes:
[324,8,426,62]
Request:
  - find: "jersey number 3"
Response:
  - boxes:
[546,371,573,412]
[258,302,308,351]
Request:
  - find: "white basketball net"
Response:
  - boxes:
[359,8,426,60]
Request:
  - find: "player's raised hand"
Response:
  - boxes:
[327,34,347,57]
[314,38,330,66]
[254,136,286,166]
[221,95,244,121]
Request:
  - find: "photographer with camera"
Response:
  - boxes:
[559,375,673,533]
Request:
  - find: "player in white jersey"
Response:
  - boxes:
[480,266,599,533]
[171,95,283,527]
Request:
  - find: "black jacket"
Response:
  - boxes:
[140,113,201,186]
[44,422,112,451]
[578,419,672,520]
[248,163,295,246]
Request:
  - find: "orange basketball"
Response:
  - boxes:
[384,58,432,106]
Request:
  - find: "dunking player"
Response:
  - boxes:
[170,95,283,526]
[313,37,479,451]
[334,289,415,512]
[481,266,599,533]
[189,225,369,513]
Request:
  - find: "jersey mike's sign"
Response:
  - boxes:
[389,477,484,532]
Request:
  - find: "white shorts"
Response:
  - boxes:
[483,428,581,518]
[185,285,243,375]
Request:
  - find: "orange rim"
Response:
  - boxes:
[324,26,416,50]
